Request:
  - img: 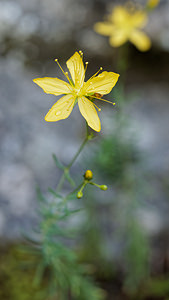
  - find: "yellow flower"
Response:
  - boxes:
[33,51,119,132]
[94,5,151,52]
[147,0,160,9]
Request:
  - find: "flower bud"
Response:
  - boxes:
[100,185,108,191]
[84,170,93,180]
[77,191,83,199]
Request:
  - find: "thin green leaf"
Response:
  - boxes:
[52,154,64,170]
[65,171,75,187]
[48,187,63,199]
[36,185,47,203]
[21,231,42,246]
[66,183,83,200]
[33,261,46,287]
[66,192,77,200]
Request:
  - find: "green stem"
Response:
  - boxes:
[67,136,88,169]
[67,122,90,169]
[62,183,84,203]
[56,123,91,193]
[56,172,66,193]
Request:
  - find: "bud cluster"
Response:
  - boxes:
[76,170,107,199]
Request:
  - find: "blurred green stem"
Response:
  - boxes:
[113,43,130,109]
[116,43,129,83]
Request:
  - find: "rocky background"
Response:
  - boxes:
[0,0,169,251]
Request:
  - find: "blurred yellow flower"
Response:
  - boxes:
[94,5,151,52]
[33,51,119,132]
[147,0,160,9]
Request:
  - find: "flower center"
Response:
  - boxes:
[74,88,80,95]
[73,87,84,97]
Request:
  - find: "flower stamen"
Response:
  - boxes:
[34,51,119,132]
[85,62,89,73]
[79,50,83,58]
[89,100,101,112]
[90,95,116,106]
[55,59,72,85]
[90,67,103,80]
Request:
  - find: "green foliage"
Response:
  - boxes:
[0,246,43,300]
[83,91,151,294]
[20,182,105,300]
[79,191,105,265]
[141,277,169,298]
[91,134,139,183]
[52,154,64,170]
[124,218,150,294]
[52,154,75,187]
[1,244,169,300]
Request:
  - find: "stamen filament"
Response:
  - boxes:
[90,95,116,105]
[85,62,89,73]
[55,59,72,85]
[90,67,103,80]
[89,100,101,111]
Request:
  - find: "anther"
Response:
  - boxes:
[85,62,89,73]
[79,50,83,57]
[91,101,101,112]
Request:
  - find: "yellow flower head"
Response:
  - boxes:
[94,4,151,52]
[147,0,160,9]
[33,51,119,132]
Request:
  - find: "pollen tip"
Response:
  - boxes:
[85,62,89,64]
[55,59,58,61]
[98,108,101,111]
[113,102,116,105]
[100,67,103,70]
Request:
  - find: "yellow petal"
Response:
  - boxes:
[33,77,72,96]
[129,29,151,51]
[109,30,128,47]
[110,6,129,25]
[45,94,75,122]
[84,71,119,95]
[130,11,148,28]
[66,52,85,89]
[78,96,101,132]
[110,6,147,29]
[94,22,115,36]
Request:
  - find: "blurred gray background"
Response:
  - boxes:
[0,0,169,243]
